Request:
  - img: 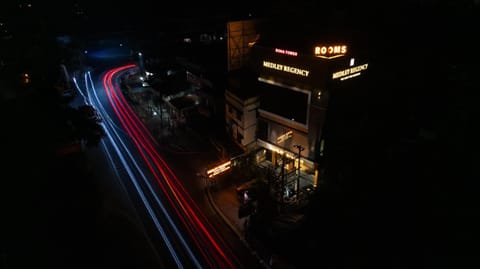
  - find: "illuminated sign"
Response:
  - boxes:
[263,61,310,77]
[332,63,369,81]
[277,130,293,144]
[314,45,347,59]
[275,48,298,56]
[206,161,232,178]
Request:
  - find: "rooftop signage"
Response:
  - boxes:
[314,45,347,59]
[332,63,368,81]
[263,60,310,77]
[275,48,298,56]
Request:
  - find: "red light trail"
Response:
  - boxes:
[102,64,240,268]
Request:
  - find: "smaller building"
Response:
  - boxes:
[225,69,259,151]
[165,93,200,127]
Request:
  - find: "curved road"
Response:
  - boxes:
[74,63,263,268]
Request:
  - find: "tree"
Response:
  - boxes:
[62,105,105,148]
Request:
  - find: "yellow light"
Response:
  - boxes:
[23,73,30,84]
[314,45,347,59]
[277,130,293,144]
[262,60,310,77]
[207,161,232,178]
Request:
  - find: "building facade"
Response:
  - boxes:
[225,21,369,198]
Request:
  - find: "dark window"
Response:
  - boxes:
[260,83,308,124]
[257,119,268,140]
[237,132,243,144]
[236,108,242,120]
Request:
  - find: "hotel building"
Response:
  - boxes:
[225,20,369,195]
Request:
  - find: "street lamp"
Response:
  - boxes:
[293,144,304,202]
[138,52,145,77]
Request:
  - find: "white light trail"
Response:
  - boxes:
[86,68,202,268]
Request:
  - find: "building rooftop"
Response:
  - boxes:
[168,94,199,111]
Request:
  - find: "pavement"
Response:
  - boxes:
[206,177,273,268]
[204,161,295,269]
[206,181,244,237]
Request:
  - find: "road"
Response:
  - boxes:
[73,63,263,268]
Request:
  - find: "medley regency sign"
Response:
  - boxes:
[263,60,310,77]
[332,63,368,81]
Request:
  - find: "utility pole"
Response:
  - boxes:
[280,152,285,208]
[293,144,304,203]
[138,52,145,77]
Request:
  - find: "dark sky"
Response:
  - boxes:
[1,1,478,35]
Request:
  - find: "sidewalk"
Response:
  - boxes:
[205,171,297,269]
[205,176,272,269]
[206,183,244,239]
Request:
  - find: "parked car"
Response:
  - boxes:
[78,105,102,122]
